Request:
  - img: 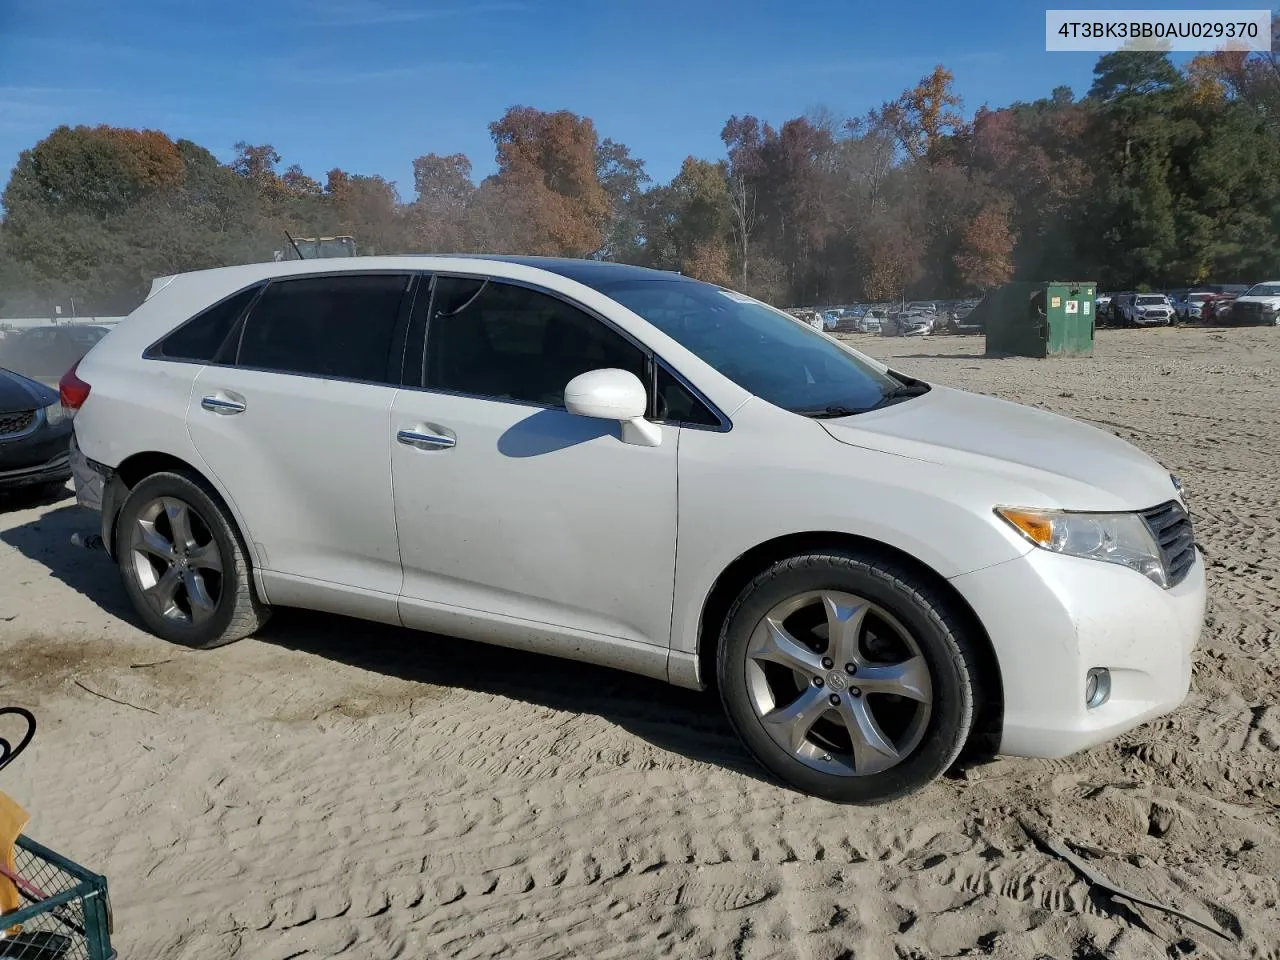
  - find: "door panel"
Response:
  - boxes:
[188,366,402,595]
[391,390,678,648]
[182,272,414,606]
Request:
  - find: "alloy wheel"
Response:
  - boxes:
[744,590,932,777]
[127,497,224,626]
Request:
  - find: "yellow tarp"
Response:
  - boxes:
[0,790,30,921]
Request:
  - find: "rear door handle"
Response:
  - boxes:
[201,393,246,415]
[397,425,456,450]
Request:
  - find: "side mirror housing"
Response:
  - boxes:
[564,368,662,447]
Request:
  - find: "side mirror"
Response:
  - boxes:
[564,368,662,447]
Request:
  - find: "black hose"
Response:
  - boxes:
[0,707,36,775]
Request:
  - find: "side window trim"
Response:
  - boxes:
[407,270,731,431]
[227,271,415,387]
[389,274,425,387]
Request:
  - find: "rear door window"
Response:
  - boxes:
[236,274,411,383]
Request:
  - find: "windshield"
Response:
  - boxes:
[1245,283,1280,297]
[599,279,901,415]
[1137,296,1166,305]
[1188,293,1213,302]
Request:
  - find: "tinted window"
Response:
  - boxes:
[655,365,719,426]
[599,279,899,415]
[237,274,409,382]
[155,287,257,361]
[425,278,647,407]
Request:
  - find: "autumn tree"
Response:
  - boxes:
[594,138,649,262]
[325,170,401,254]
[484,106,611,256]
[406,152,475,251]
[720,115,765,286]
[644,157,732,285]
[954,202,1016,291]
[876,66,967,164]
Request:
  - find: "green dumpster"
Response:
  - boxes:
[975,281,1096,358]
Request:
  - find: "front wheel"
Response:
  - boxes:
[717,550,980,804]
[115,470,270,649]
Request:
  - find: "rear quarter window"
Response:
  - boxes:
[150,286,259,362]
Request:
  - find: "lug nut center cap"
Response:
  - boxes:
[825,671,847,692]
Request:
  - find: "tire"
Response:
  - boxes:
[716,549,979,804]
[114,470,270,649]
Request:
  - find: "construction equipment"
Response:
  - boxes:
[274,234,357,261]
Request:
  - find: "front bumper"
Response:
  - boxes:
[951,545,1206,759]
[0,422,73,490]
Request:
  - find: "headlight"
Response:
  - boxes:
[42,401,66,426]
[996,507,1166,587]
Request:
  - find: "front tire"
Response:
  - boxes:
[717,550,979,804]
[114,470,270,649]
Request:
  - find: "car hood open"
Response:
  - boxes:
[819,385,1178,511]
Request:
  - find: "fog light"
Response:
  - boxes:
[1085,668,1111,708]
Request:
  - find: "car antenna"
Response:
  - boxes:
[284,231,305,260]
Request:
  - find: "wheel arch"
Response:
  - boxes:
[695,531,1004,760]
[103,451,260,573]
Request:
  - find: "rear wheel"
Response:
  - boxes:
[115,471,269,649]
[717,550,979,804]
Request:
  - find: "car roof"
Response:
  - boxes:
[443,255,689,286]
[144,255,699,303]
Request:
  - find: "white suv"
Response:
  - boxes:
[63,256,1206,804]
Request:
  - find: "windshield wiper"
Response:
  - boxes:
[796,404,868,418]
[868,382,931,410]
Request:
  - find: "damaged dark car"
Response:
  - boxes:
[0,366,72,495]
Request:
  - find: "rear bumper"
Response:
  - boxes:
[70,432,127,558]
[69,433,106,511]
[951,545,1206,758]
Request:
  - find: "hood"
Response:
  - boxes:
[0,367,55,415]
[819,385,1178,511]
[1235,294,1280,307]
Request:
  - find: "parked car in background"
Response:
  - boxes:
[0,365,73,495]
[858,310,885,334]
[1207,292,1241,323]
[0,324,112,381]
[1228,281,1280,326]
[64,255,1206,805]
[1108,293,1136,326]
[1094,293,1113,319]
[1127,294,1174,326]
[1177,292,1216,323]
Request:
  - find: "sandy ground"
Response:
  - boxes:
[1,327,1277,960]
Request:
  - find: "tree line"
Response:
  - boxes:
[2,44,1279,316]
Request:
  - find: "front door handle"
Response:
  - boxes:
[397,425,456,450]
[201,393,246,415]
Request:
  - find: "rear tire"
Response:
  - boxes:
[717,549,979,804]
[114,470,270,649]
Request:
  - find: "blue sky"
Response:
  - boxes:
[0,0,1205,198]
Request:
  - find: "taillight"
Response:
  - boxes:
[58,360,91,417]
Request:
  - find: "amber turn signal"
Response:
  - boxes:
[995,507,1056,546]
